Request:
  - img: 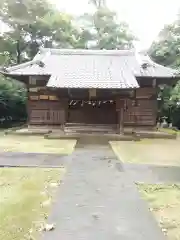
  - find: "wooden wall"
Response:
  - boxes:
[123,88,157,127]
[28,100,67,125]
[27,76,158,128]
[68,101,117,124]
[27,76,68,125]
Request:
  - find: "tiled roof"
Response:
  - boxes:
[47,51,139,89]
[1,48,178,89]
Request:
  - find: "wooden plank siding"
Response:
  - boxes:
[26,75,158,129]
[27,77,68,126]
[28,101,67,125]
[68,107,117,125]
[124,88,157,126]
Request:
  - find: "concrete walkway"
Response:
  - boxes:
[1,152,180,184]
[42,144,166,240]
[0,152,69,167]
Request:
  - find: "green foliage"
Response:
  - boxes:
[94,9,134,49]
[78,6,135,50]
[149,30,180,69]
[157,83,180,127]
[0,0,83,64]
[149,13,180,128]
[0,76,27,126]
[149,12,180,70]
[0,0,51,63]
[0,0,135,63]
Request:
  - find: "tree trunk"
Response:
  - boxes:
[16,40,21,64]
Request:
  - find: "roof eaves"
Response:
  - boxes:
[6,59,38,72]
[0,70,8,76]
[136,64,178,78]
[135,74,180,79]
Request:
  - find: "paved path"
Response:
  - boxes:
[0,152,180,184]
[0,152,69,168]
[1,142,179,239]
[42,144,166,240]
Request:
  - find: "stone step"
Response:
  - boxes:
[65,129,116,134]
[46,132,137,141]
[64,123,117,134]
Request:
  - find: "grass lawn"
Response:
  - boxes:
[0,135,76,154]
[110,139,180,166]
[138,184,180,240]
[0,167,64,240]
[159,128,180,135]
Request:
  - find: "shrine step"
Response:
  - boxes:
[64,123,117,134]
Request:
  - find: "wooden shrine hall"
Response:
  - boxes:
[1,48,179,134]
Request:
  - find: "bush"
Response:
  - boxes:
[0,75,27,127]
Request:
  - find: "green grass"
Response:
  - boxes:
[0,167,65,240]
[138,184,180,240]
[0,135,76,154]
[110,139,180,166]
[158,128,180,135]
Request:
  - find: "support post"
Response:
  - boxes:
[61,98,68,132]
[119,106,124,134]
[27,77,30,127]
[116,98,124,134]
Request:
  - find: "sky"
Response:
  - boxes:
[51,0,180,49]
[0,0,179,50]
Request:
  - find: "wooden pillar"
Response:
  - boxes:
[27,79,30,127]
[154,79,159,127]
[132,90,137,132]
[116,98,125,134]
[27,76,36,127]
[119,106,124,134]
[60,98,68,130]
[152,78,156,88]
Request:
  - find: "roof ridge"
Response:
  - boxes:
[39,47,136,56]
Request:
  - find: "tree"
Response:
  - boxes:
[149,13,180,128]
[149,13,180,70]
[0,0,51,63]
[0,35,16,65]
[0,0,135,64]
[89,0,106,8]
[79,4,135,50]
[0,76,27,126]
[0,0,82,64]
